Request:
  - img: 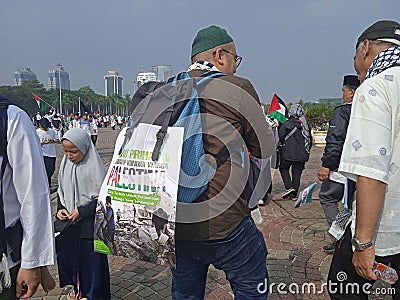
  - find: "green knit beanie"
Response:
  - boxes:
[191,25,234,58]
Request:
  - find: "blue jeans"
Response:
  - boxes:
[172,217,269,299]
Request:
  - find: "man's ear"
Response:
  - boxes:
[214,47,225,66]
[362,40,370,59]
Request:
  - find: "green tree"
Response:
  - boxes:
[305,104,334,130]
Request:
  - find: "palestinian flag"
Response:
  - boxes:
[294,182,317,208]
[267,93,288,123]
[32,93,44,111]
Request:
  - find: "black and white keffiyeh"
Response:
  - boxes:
[188,60,219,73]
[365,46,400,79]
[288,104,311,153]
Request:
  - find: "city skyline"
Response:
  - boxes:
[9,63,166,95]
[1,1,400,103]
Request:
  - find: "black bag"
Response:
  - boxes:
[272,145,281,169]
[244,155,272,209]
[54,218,75,234]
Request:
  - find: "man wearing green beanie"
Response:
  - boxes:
[172,25,275,299]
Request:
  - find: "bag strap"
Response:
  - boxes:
[151,89,179,161]
[284,126,298,142]
[119,82,163,155]
[152,71,226,161]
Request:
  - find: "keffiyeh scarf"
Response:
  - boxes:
[288,104,311,153]
[365,46,400,79]
[188,60,219,73]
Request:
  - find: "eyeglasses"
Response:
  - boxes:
[213,49,243,68]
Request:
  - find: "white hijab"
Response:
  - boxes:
[58,128,106,212]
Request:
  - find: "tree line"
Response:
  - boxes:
[1,80,338,130]
[0,80,132,117]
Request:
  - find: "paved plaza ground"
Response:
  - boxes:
[29,127,392,299]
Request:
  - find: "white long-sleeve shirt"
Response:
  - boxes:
[0,105,55,271]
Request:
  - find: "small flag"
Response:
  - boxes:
[32,93,44,111]
[294,182,317,208]
[267,93,288,124]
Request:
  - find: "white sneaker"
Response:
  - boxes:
[282,188,295,198]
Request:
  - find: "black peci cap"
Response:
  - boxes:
[356,20,400,49]
[343,75,360,88]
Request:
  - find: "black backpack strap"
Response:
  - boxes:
[151,78,196,161]
[284,127,298,143]
[118,82,166,156]
[151,102,174,161]
[0,95,9,257]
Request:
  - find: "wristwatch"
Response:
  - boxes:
[351,237,374,251]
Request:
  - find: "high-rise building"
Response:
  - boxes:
[14,67,38,86]
[136,72,157,89]
[104,71,123,97]
[151,65,173,82]
[48,63,70,90]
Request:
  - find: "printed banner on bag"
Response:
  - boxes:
[97,124,184,266]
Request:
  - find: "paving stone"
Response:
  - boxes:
[118,279,136,289]
[136,287,155,298]
[157,287,172,298]
[43,297,60,300]
[36,133,344,299]
[114,287,131,298]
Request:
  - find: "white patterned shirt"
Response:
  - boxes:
[339,66,400,256]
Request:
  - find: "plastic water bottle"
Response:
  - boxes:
[251,207,263,224]
[373,262,398,284]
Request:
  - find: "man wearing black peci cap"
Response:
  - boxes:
[328,20,400,299]
[318,75,359,254]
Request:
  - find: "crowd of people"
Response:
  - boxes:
[1,19,400,300]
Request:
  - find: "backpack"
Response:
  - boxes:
[120,71,225,203]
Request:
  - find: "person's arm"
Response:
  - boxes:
[51,129,60,143]
[352,176,386,280]
[106,208,112,221]
[321,106,350,171]
[319,107,349,181]
[240,79,275,159]
[278,122,291,145]
[7,107,55,297]
[56,196,69,220]
[339,81,392,281]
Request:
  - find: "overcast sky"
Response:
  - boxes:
[1,1,399,103]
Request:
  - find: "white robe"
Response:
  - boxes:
[0,105,55,272]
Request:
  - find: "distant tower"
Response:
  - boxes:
[48,63,70,90]
[151,65,173,82]
[14,67,38,86]
[136,72,157,90]
[104,71,123,97]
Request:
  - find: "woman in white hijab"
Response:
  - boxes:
[56,128,110,300]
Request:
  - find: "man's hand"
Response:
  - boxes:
[318,166,330,181]
[352,246,379,280]
[40,266,56,292]
[16,267,41,298]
